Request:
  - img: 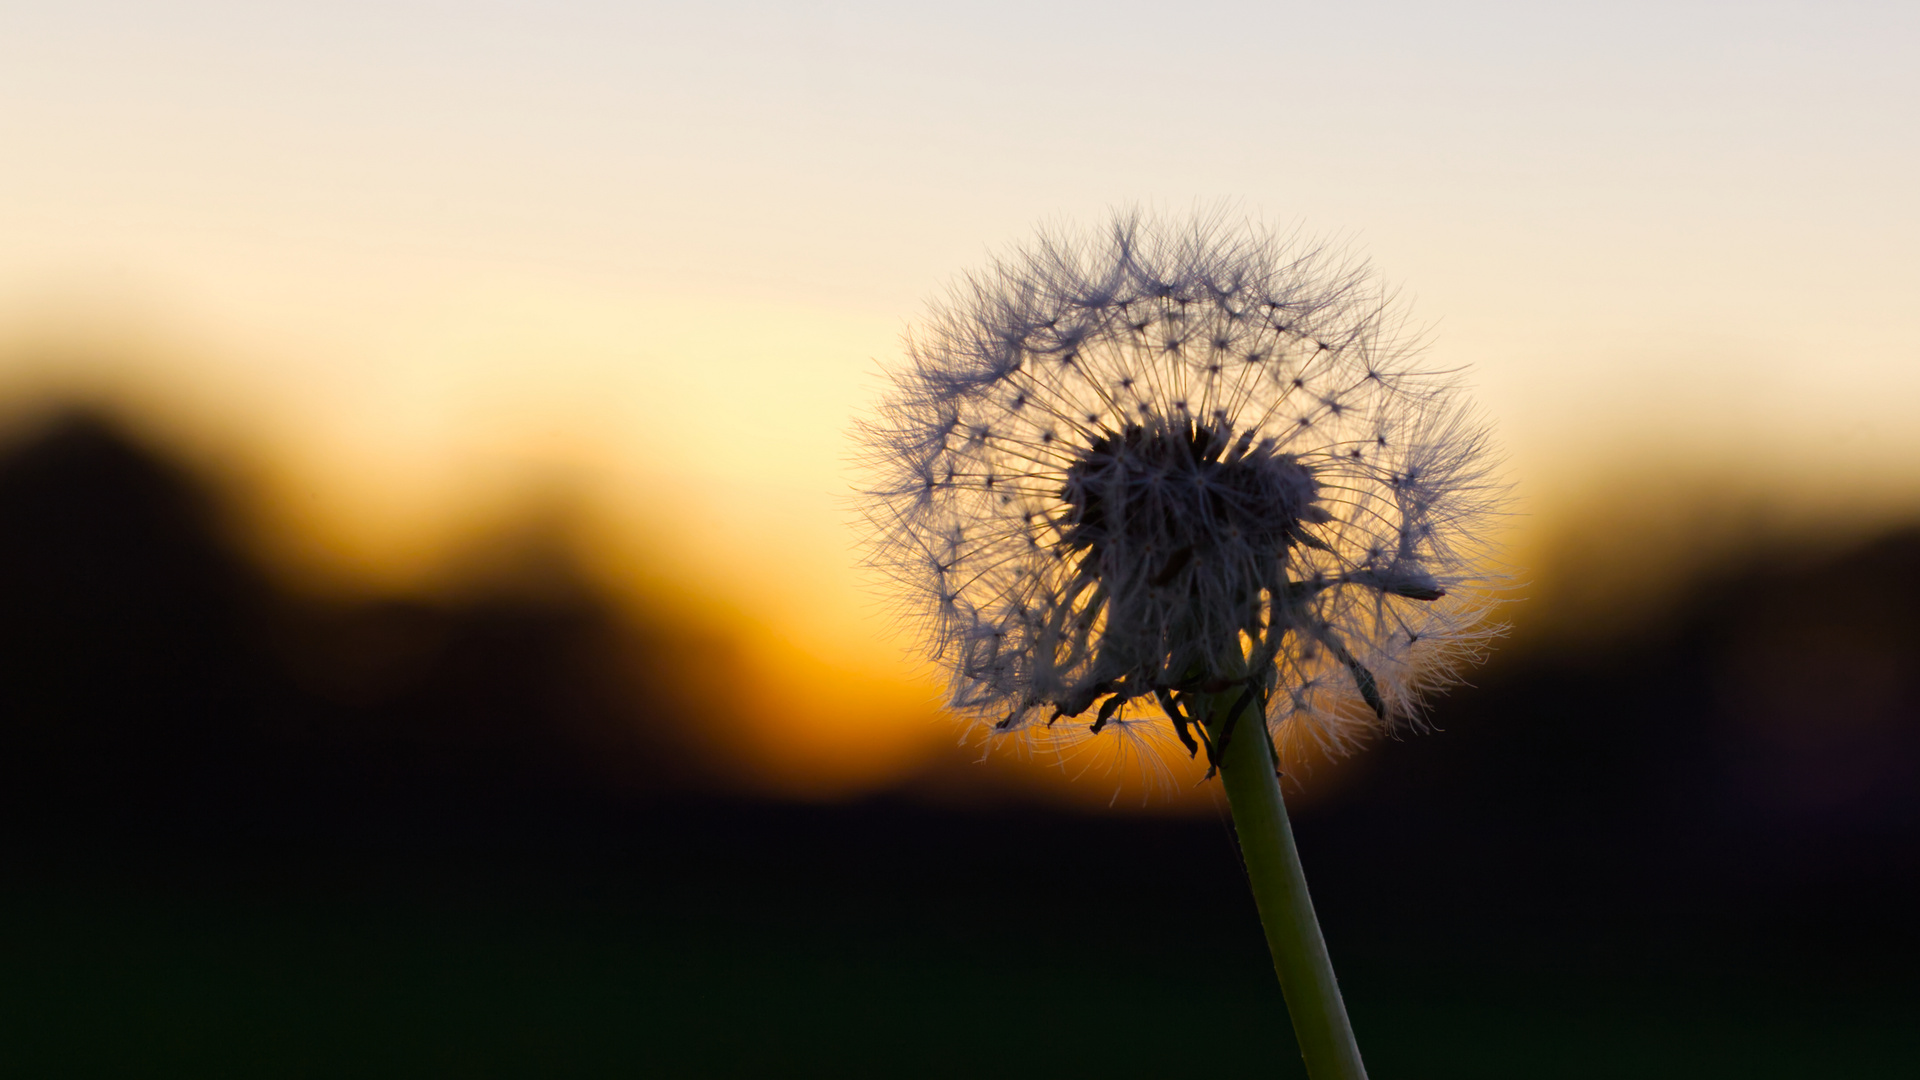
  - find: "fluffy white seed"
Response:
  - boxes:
[856,211,1505,767]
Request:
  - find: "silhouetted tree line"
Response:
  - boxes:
[0,408,1915,968]
[1296,505,1920,967]
[0,411,727,842]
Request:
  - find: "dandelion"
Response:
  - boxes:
[855,210,1503,1079]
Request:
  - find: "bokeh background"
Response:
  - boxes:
[2,2,1917,1075]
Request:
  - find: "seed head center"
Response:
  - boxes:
[1059,418,1322,598]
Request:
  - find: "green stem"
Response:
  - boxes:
[1203,691,1367,1079]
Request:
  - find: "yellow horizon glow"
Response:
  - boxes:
[7,266,1919,807]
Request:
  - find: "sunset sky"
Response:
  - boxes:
[3,0,1916,798]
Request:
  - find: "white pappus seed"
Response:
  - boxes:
[855,210,1507,770]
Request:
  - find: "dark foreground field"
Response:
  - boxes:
[5,789,1915,1078]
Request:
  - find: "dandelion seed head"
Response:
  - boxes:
[855,210,1506,772]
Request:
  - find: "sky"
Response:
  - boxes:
[2,0,1916,797]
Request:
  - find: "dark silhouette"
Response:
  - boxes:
[0,410,723,843]
[1297,528,1920,973]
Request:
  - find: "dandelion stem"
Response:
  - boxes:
[1204,690,1367,1080]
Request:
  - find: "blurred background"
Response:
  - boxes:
[2,1,1916,1075]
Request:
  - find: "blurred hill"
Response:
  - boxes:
[1302,525,1920,969]
[0,408,1915,1076]
[0,410,732,843]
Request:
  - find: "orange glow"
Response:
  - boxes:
[701,626,955,799]
[7,284,1920,811]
